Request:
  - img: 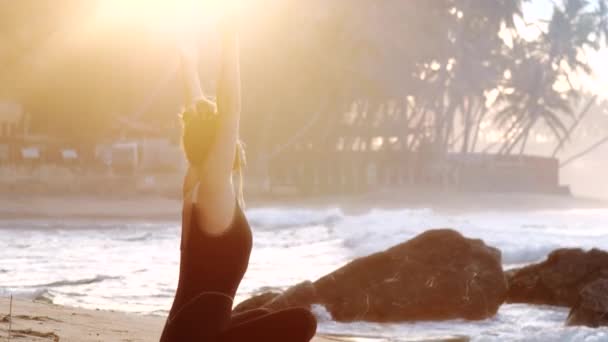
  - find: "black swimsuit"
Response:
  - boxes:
[160,203,317,342]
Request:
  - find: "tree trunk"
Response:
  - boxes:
[460,98,474,155]
[502,120,532,155]
[551,95,597,157]
[441,101,457,154]
[254,101,281,191]
[400,98,412,152]
[268,99,328,160]
[470,106,487,153]
[519,126,530,155]
[498,123,522,154]
[407,107,428,151]
[560,135,608,168]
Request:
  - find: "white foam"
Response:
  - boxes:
[247,207,344,230]
[325,208,608,266]
[314,304,608,342]
[0,288,53,303]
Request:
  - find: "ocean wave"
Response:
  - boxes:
[246,207,344,230]
[324,207,608,266]
[53,291,87,297]
[500,244,563,266]
[332,208,438,257]
[0,288,54,304]
[149,309,170,316]
[314,303,608,342]
[117,233,154,242]
[149,294,173,299]
[312,304,333,323]
[24,275,121,288]
[252,286,283,294]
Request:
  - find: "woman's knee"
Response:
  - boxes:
[219,307,317,342]
[255,307,273,315]
[233,307,272,317]
[229,307,273,326]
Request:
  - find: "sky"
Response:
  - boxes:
[524,0,554,19]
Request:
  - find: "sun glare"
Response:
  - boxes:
[94,0,240,37]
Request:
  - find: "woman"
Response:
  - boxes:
[159,18,317,342]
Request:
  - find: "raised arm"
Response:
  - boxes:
[217,26,242,123]
[179,47,208,199]
[179,47,206,107]
[188,22,242,234]
[198,23,241,185]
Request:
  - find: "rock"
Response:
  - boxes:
[567,278,608,328]
[238,229,506,322]
[233,292,280,313]
[313,229,506,322]
[233,281,317,313]
[506,248,608,307]
[263,281,318,311]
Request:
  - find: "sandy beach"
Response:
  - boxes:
[0,297,349,342]
[0,298,476,342]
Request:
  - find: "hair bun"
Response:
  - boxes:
[181,107,198,123]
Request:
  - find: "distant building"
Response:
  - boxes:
[0,102,83,166]
[137,138,184,172]
[99,117,185,173]
[0,102,27,164]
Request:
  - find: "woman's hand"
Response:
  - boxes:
[217,0,242,37]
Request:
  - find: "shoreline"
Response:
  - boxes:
[2,193,605,341]
[0,298,472,342]
[0,298,345,342]
[1,190,606,222]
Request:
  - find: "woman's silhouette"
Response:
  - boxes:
[159,13,317,342]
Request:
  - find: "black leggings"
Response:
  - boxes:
[160,293,317,342]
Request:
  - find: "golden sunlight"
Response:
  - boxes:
[93,0,241,37]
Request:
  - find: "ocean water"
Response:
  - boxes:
[1,207,608,341]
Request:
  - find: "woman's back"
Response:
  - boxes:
[173,202,252,308]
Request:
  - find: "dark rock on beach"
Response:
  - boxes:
[506,248,608,307]
[314,229,507,322]
[233,292,280,313]
[566,278,608,328]
[237,229,507,322]
[261,281,318,311]
[233,282,317,313]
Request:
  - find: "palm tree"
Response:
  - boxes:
[492,0,607,155]
[496,51,572,155]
